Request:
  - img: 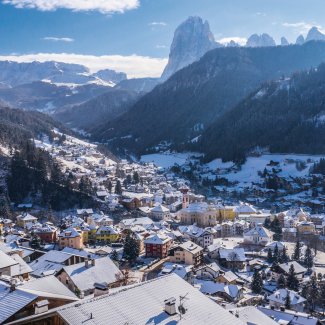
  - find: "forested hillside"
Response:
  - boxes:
[92,41,325,155]
[0,107,94,211]
[198,63,325,162]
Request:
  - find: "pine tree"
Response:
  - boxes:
[115,180,122,195]
[304,246,314,271]
[111,250,119,261]
[279,245,289,263]
[292,239,301,261]
[30,235,41,249]
[251,269,263,294]
[123,232,140,262]
[107,180,113,193]
[273,244,279,264]
[319,283,325,315]
[133,171,140,184]
[277,274,286,288]
[270,217,282,241]
[287,264,299,291]
[284,291,291,309]
[306,275,319,312]
[267,248,273,263]
[263,217,271,228]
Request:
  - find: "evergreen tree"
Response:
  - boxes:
[277,274,286,289]
[279,245,289,263]
[284,291,291,309]
[287,264,299,291]
[273,244,279,264]
[292,239,301,261]
[133,171,140,184]
[30,235,41,249]
[304,246,314,271]
[263,217,271,228]
[306,275,319,312]
[115,180,122,195]
[126,174,132,185]
[123,232,140,262]
[251,269,263,294]
[270,217,282,241]
[107,180,113,194]
[267,248,273,263]
[111,250,119,261]
[319,283,325,315]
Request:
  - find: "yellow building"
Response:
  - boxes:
[58,227,83,250]
[220,206,236,221]
[96,226,120,243]
[296,221,315,235]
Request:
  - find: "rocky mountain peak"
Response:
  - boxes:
[281,37,289,46]
[296,35,305,45]
[246,33,276,47]
[161,16,219,81]
[306,26,325,42]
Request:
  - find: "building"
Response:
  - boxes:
[58,228,83,250]
[268,289,306,312]
[296,221,316,235]
[34,224,58,244]
[144,233,173,258]
[196,262,221,280]
[243,225,273,246]
[96,226,120,243]
[11,274,245,325]
[16,213,37,228]
[218,248,246,270]
[178,225,214,248]
[57,257,123,297]
[150,204,170,220]
[169,241,203,266]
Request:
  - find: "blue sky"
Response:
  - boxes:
[0,0,325,77]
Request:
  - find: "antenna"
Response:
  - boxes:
[178,293,189,320]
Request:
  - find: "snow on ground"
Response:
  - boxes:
[140,152,201,169]
[0,143,10,156]
[213,154,325,187]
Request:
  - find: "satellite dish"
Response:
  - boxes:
[178,305,186,315]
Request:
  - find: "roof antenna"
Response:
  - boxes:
[178,293,189,320]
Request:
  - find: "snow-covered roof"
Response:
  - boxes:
[219,248,246,262]
[151,204,170,213]
[269,288,305,306]
[120,217,154,227]
[278,261,307,274]
[57,274,244,325]
[0,250,18,269]
[244,225,273,238]
[178,241,203,254]
[59,227,81,238]
[63,257,122,292]
[144,233,172,245]
[232,306,278,325]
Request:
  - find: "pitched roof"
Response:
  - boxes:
[278,261,307,274]
[244,225,273,238]
[62,257,122,292]
[268,289,305,305]
[232,306,278,325]
[144,233,172,245]
[57,274,244,325]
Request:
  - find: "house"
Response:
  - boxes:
[218,248,246,269]
[169,241,203,266]
[196,262,221,280]
[57,257,123,297]
[144,233,173,258]
[258,306,319,325]
[34,224,58,244]
[12,274,245,325]
[178,225,214,248]
[0,275,78,324]
[58,227,83,250]
[159,262,193,280]
[243,225,273,246]
[230,306,278,325]
[16,213,37,228]
[150,204,170,220]
[268,289,306,312]
[0,250,32,279]
[216,270,238,285]
[96,226,120,243]
[195,279,244,302]
[119,216,154,230]
[273,261,307,280]
[296,221,316,235]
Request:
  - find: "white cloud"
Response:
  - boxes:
[282,21,324,35]
[43,37,74,42]
[2,0,140,14]
[155,45,167,49]
[149,22,167,27]
[218,37,247,46]
[0,53,167,78]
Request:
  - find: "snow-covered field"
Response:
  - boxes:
[140,152,201,169]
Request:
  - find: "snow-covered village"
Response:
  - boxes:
[0,131,324,324]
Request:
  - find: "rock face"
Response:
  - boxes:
[92,69,127,85]
[281,37,289,46]
[296,35,305,45]
[161,16,218,81]
[246,33,276,47]
[306,27,325,42]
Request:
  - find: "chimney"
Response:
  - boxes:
[94,282,109,297]
[35,300,49,315]
[9,278,17,292]
[85,259,89,268]
[164,297,177,316]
